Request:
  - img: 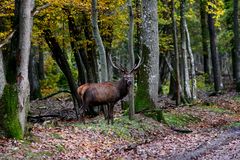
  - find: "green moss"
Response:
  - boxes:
[1,84,23,139]
[199,104,233,114]
[144,109,165,123]
[68,116,159,141]
[135,44,155,112]
[163,112,201,127]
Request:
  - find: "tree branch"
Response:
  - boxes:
[0,30,16,49]
[32,3,50,16]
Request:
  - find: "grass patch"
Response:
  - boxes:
[51,133,63,139]
[200,104,233,114]
[67,116,159,141]
[163,112,201,127]
[232,95,240,103]
[224,121,240,128]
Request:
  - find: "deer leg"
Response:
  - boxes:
[80,104,86,124]
[107,104,110,125]
[110,103,114,125]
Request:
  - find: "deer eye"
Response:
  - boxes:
[127,80,132,86]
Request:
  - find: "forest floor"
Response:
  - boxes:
[0,90,240,160]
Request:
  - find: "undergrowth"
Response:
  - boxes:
[163,112,201,127]
[68,116,160,141]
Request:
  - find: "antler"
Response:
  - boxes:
[109,54,126,72]
[129,54,143,74]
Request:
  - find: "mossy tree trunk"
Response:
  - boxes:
[135,0,159,112]
[0,0,34,139]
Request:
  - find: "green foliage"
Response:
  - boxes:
[1,84,23,139]
[69,116,158,141]
[51,133,63,139]
[232,95,240,103]
[40,55,62,96]
[161,81,170,95]
[226,121,240,128]
[196,75,213,91]
[199,103,233,114]
[163,112,201,127]
[144,109,165,123]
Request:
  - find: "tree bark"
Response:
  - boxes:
[127,0,135,120]
[29,46,41,100]
[38,46,44,80]
[185,21,197,100]
[91,0,108,82]
[207,7,223,93]
[44,29,81,119]
[171,0,181,105]
[0,49,6,97]
[180,0,191,100]
[135,0,159,111]
[65,9,87,85]
[233,0,240,91]
[200,0,210,77]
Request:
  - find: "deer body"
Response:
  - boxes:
[78,76,132,124]
[77,54,142,124]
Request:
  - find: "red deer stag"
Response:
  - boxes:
[77,55,142,124]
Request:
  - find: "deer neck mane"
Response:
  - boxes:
[117,77,129,98]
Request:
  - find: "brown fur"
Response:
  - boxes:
[77,77,131,124]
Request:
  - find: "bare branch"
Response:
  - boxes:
[32,3,50,16]
[0,30,16,49]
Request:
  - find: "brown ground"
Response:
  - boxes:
[0,91,240,159]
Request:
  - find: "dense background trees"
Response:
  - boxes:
[0,0,239,139]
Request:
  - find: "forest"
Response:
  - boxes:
[0,0,240,159]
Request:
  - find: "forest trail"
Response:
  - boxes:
[0,91,240,159]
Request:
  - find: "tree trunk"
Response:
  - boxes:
[0,0,34,139]
[180,0,191,100]
[65,9,87,85]
[127,0,135,120]
[0,50,5,97]
[29,46,41,100]
[135,0,159,111]
[208,7,223,93]
[171,0,181,105]
[200,0,210,77]
[91,0,108,82]
[44,29,81,119]
[233,0,240,91]
[38,46,44,80]
[185,21,197,100]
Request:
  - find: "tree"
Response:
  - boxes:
[0,0,34,139]
[91,0,108,82]
[135,0,159,111]
[232,0,240,91]
[200,0,210,77]
[171,0,181,105]
[207,2,223,93]
[180,0,191,100]
[127,0,135,119]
